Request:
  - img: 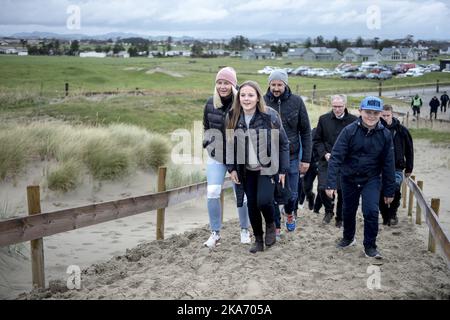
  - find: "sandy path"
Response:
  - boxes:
[1,140,450,300]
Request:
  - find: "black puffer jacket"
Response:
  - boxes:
[226,107,290,207]
[264,86,312,163]
[313,109,357,189]
[380,117,414,174]
[202,94,233,163]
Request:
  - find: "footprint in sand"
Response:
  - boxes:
[46,246,57,250]
[82,243,94,246]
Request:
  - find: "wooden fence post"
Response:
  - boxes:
[65,82,69,97]
[428,198,440,253]
[27,185,45,289]
[401,180,407,208]
[156,166,167,240]
[416,181,423,225]
[220,189,225,224]
[407,175,415,218]
[378,81,382,97]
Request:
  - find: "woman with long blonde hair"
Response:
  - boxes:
[226,80,289,253]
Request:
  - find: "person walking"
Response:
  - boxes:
[440,91,449,113]
[379,105,414,226]
[202,67,251,248]
[313,94,357,228]
[226,80,289,253]
[326,96,395,259]
[429,96,440,120]
[264,69,312,234]
[411,94,422,118]
[298,128,320,212]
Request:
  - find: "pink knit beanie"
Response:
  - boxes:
[215,67,237,87]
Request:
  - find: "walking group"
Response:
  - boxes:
[202,66,414,259]
[411,91,449,120]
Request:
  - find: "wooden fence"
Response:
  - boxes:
[0,166,232,289]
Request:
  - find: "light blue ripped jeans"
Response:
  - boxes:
[206,157,250,232]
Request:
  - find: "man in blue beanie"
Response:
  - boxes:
[264,69,312,236]
[325,96,395,259]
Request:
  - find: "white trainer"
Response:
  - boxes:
[240,228,251,244]
[204,231,221,248]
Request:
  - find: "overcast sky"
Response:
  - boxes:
[1,0,449,39]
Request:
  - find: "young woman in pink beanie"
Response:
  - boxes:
[202,67,251,248]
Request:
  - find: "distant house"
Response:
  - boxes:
[380,47,416,61]
[242,48,275,60]
[229,51,241,58]
[342,47,381,62]
[309,47,342,61]
[117,51,130,58]
[17,51,28,56]
[80,51,106,58]
[287,48,315,60]
[439,47,450,56]
[287,47,341,61]
[0,47,18,54]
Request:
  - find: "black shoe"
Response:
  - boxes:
[335,220,342,228]
[307,192,315,211]
[382,219,391,226]
[249,236,264,253]
[337,237,356,248]
[265,222,276,247]
[364,247,383,259]
[313,209,320,214]
[322,212,333,224]
[390,216,398,226]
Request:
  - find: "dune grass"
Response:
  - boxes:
[0,122,171,191]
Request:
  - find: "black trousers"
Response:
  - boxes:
[244,170,275,237]
[441,103,447,113]
[379,189,401,222]
[319,189,343,221]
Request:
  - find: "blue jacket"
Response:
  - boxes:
[326,117,395,197]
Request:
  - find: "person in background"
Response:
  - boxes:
[429,96,440,120]
[313,94,357,228]
[439,91,449,113]
[411,94,422,118]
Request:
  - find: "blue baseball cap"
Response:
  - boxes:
[360,96,383,111]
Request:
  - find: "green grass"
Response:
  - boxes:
[0,122,171,191]
[409,128,450,144]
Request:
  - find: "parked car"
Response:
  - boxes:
[257,66,275,74]
[378,71,393,80]
[405,68,424,77]
[341,72,356,79]
[292,66,310,76]
[354,72,367,79]
[366,73,379,80]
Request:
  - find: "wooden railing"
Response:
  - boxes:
[402,175,450,267]
[0,167,232,288]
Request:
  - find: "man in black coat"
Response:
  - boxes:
[313,95,357,227]
[264,69,312,233]
[379,105,414,226]
[429,96,440,120]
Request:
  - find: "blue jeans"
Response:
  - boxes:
[206,157,249,232]
[285,157,299,214]
[341,175,382,249]
[273,157,299,227]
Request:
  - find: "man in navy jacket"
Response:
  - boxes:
[326,96,395,259]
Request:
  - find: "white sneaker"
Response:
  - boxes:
[204,231,221,248]
[240,228,251,244]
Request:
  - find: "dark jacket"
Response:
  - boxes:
[440,93,449,105]
[313,109,358,189]
[226,107,290,206]
[429,98,440,112]
[202,94,233,163]
[380,117,414,174]
[326,118,396,197]
[264,86,312,163]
